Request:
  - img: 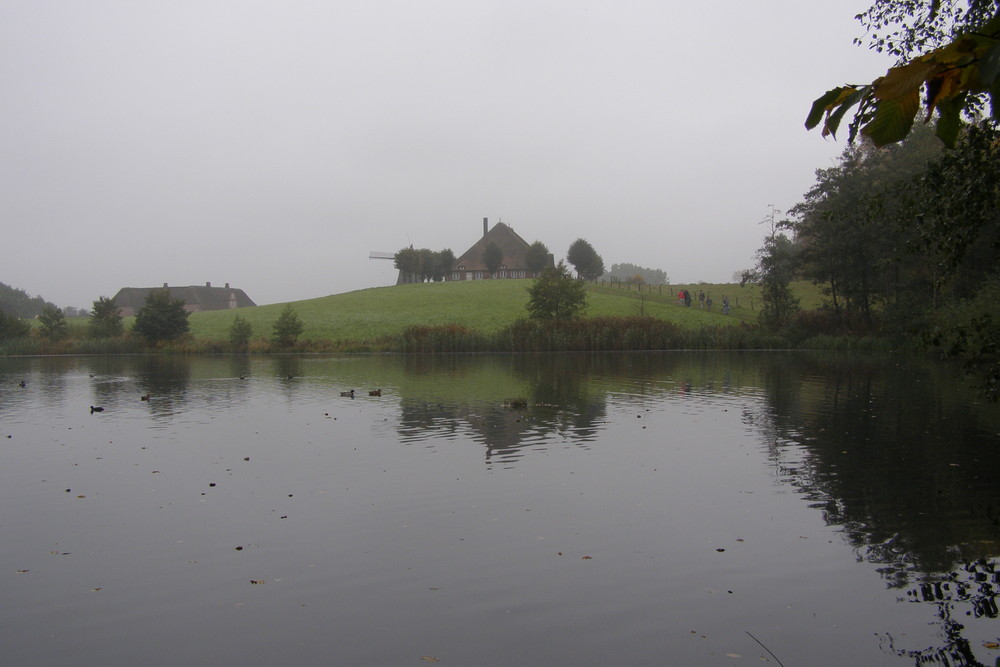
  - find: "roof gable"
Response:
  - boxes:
[111,285,256,310]
[454,222,533,271]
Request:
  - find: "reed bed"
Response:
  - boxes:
[2,316,904,356]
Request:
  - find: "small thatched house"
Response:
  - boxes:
[112,282,256,316]
[448,218,552,281]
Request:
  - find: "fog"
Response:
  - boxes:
[1,1,893,308]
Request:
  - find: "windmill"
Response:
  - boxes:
[369,250,405,285]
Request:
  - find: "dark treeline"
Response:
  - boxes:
[747,121,1000,399]
[393,247,455,283]
[0,282,72,318]
[602,263,669,285]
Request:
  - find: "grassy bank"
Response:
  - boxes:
[5,280,845,354]
[185,279,810,342]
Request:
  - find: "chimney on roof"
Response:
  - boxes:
[225,282,230,288]
[483,217,488,237]
[163,282,168,288]
[206,282,211,288]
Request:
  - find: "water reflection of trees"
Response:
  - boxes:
[745,353,1000,666]
[397,354,647,466]
[394,353,746,466]
[881,558,999,666]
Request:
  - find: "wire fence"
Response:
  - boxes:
[591,277,756,312]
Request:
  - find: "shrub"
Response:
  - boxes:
[133,289,190,343]
[38,305,68,341]
[271,305,305,348]
[89,296,124,338]
[527,262,586,320]
[229,315,253,351]
[0,312,31,341]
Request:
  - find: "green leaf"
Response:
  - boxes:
[825,88,867,139]
[806,87,852,129]
[875,60,936,100]
[934,96,963,147]
[979,43,1000,88]
[991,79,1000,120]
[862,92,919,146]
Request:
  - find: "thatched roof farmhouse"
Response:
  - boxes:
[447,218,552,281]
[112,282,256,316]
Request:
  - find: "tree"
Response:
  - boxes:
[38,305,68,341]
[482,242,503,276]
[0,312,31,340]
[88,296,124,338]
[132,289,190,343]
[417,248,435,282]
[395,246,455,282]
[788,125,944,328]
[526,241,551,274]
[567,238,605,280]
[0,282,58,318]
[607,263,669,284]
[229,315,253,350]
[432,249,455,281]
[807,1,1000,147]
[742,232,800,329]
[526,261,587,320]
[910,120,1000,294]
[394,247,420,283]
[271,304,304,348]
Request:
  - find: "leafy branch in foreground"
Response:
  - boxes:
[807,9,1000,146]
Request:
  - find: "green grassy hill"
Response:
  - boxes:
[187,280,826,343]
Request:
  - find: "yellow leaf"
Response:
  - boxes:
[874,61,936,100]
[925,68,966,120]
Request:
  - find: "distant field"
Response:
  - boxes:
[184,279,826,343]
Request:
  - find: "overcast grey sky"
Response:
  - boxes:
[2,1,894,308]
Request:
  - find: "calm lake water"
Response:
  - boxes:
[2,352,998,666]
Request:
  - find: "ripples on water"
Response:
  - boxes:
[1,352,997,666]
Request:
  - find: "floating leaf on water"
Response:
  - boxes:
[419,657,440,663]
[250,580,264,585]
[581,555,592,560]
[716,548,725,552]
[984,641,999,649]
[17,569,29,573]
